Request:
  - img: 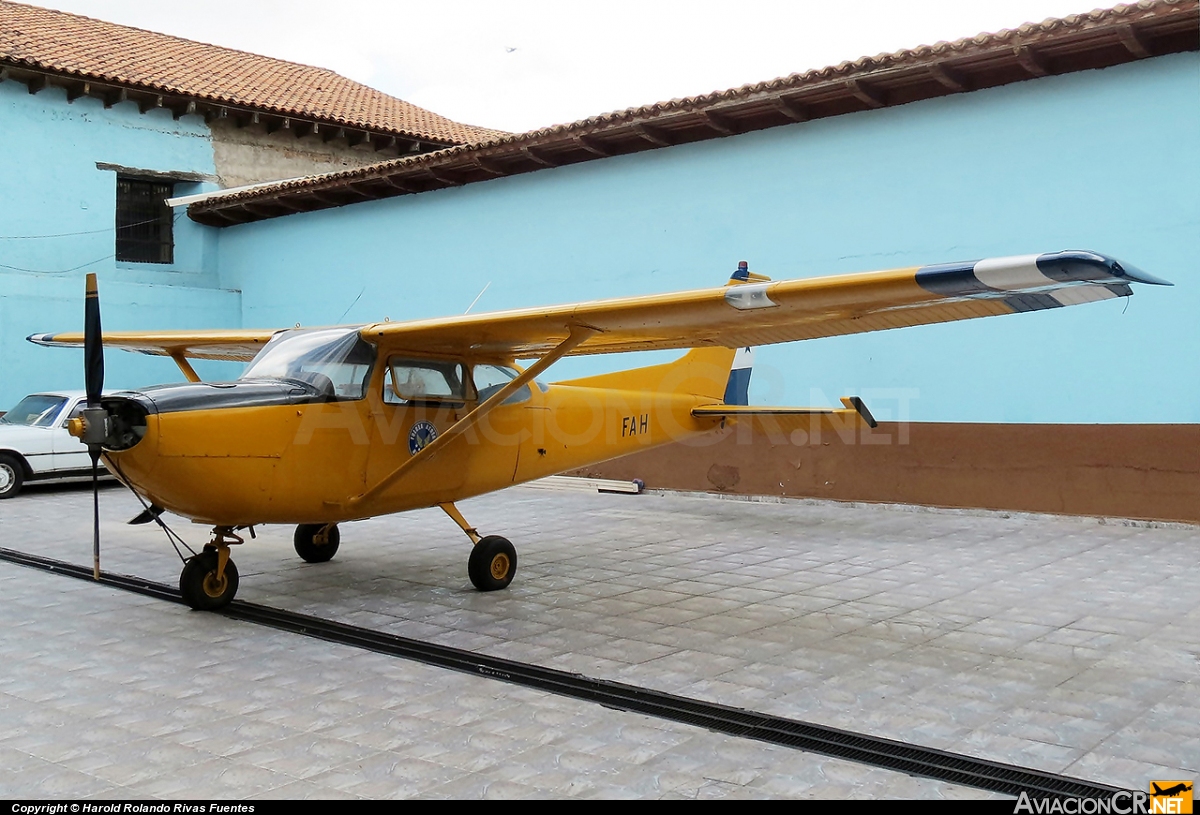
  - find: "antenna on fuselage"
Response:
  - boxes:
[465,281,491,314]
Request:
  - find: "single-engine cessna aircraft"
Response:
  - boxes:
[30,251,1169,610]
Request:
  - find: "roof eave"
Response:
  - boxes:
[0,60,470,153]
[188,0,1200,228]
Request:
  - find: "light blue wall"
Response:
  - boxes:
[216,54,1199,424]
[0,81,241,408]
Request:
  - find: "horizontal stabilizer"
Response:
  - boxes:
[694,396,877,433]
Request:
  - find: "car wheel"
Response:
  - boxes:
[0,454,25,499]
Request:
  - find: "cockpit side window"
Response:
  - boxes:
[385,359,466,405]
[472,364,532,405]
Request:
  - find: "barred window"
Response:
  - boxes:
[116,176,174,264]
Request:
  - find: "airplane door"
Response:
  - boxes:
[466,364,531,492]
[365,358,472,505]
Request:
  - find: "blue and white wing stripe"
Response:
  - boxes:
[914,250,1170,313]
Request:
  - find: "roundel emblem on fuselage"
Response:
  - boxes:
[408,421,438,456]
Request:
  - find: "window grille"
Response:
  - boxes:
[116,176,174,263]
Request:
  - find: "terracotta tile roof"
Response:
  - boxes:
[0,0,505,145]
[189,0,1198,226]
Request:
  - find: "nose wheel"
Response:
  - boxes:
[179,528,242,610]
[180,548,239,610]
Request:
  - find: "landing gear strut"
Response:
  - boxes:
[440,502,517,591]
[180,528,241,610]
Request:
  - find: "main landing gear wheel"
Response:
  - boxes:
[179,549,239,610]
[468,535,517,592]
[294,524,340,563]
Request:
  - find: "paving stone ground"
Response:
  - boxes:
[1,481,1196,799]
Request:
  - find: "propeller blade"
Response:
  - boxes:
[128,505,164,525]
[91,453,101,580]
[84,273,104,407]
[83,273,104,580]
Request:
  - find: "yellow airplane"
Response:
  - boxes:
[29,251,1169,610]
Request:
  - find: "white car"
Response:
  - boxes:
[0,391,113,499]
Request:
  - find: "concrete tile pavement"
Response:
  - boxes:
[2,481,1198,797]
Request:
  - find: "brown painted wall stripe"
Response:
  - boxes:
[570,423,1200,524]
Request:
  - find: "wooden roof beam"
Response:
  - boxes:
[137,93,165,114]
[631,122,671,147]
[380,175,420,193]
[473,156,508,176]
[359,177,402,194]
[172,99,197,120]
[103,88,127,109]
[1116,24,1151,58]
[846,79,886,108]
[771,95,808,122]
[928,63,969,92]
[1013,46,1049,77]
[343,182,374,199]
[195,206,242,224]
[309,189,352,206]
[66,80,90,102]
[520,145,558,167]
[700,109,735,136]
[241,202,285,218]
[425,166,464,186]
[572,135,612,157]
[269,196,308,212]
[26,73,47,95]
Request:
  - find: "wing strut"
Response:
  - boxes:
[170,353,202,383]
[349,325,599,508]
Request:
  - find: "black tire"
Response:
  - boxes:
[0,453,25,499]
[294,523,340,563]
[468,535,517,591]
[179,550,239,610]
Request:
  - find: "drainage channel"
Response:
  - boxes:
[1,546,1129,800]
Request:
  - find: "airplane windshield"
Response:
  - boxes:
[241,327,375,400]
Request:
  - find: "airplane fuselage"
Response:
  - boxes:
[100,354,728,527]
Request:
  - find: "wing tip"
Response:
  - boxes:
[1038,250,1173,287]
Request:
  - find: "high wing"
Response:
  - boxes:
[28,251,1168,363]
[362,251,1170,359]
[27,329,279,362]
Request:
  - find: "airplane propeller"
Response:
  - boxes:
[81,273,107,580]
